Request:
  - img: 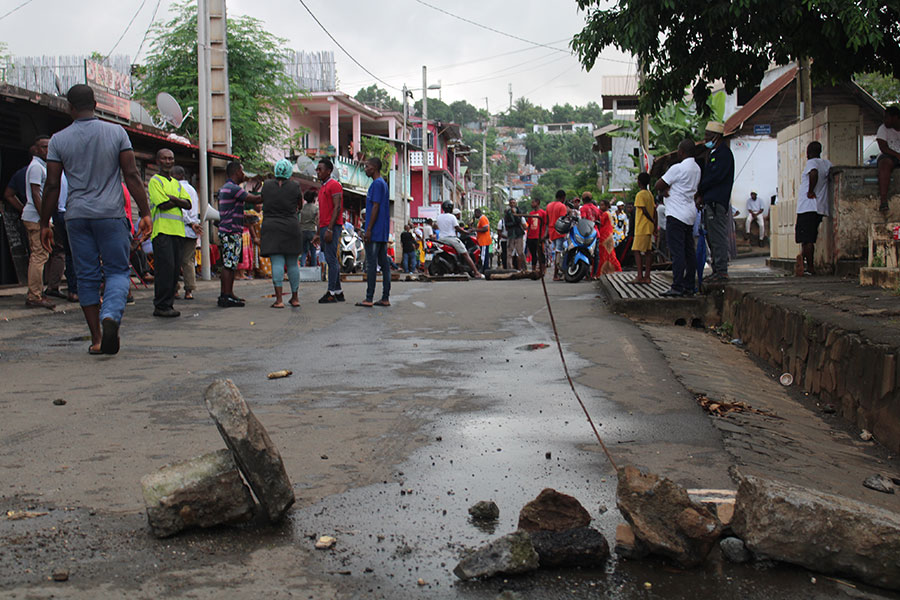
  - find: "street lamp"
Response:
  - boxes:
[422,65,441,208]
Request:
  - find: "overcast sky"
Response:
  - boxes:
[3,0,634,112]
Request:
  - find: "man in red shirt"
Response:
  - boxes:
[526,198,548,274]
[316,158,345,303]
[545,189,568,280]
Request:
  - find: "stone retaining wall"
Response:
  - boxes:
[721,286,900,453]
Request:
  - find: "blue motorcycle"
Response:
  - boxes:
[555,217,598,283]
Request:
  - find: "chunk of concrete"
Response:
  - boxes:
[719,537,752,564]
[468,500,500,520]
[732,470,900,591]
[615,522,649,559]
[530,526,610,568]
[141,449,255,538]
[453,531,540,581]
[616,466,722,568]
[517,488,591,532]
[204,379,295,522]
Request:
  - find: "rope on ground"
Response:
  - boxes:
[540,272,619,472]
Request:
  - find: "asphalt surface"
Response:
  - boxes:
[0,275,896,599]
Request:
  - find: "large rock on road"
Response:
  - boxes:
[204,379,295,522]
[732,470,900,591]
[517,488,592,532]
[453,531,540,580]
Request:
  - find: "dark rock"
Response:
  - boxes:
[719,537,752,563]
[615,522,649,559]
[51,568,69,582]
[822,403,836,414]
[140,449,255,538]
[863,474,896,494]
[616,466,722,568]
[517,488,591,532]
[453,531,539,580]
[204,379,295,522]
[530,526,610,568]
[468,500,500,520]
[732,469,900,591]
[52,399,66,406]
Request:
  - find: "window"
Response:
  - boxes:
[410,127,434,149]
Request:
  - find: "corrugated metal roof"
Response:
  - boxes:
[602,75,639,98]
[723,66,798,136]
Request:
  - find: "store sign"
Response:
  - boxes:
[93,88,131,120]
[753,124,772,135]
[85,59,132,96]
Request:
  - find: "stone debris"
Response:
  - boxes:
[140,449,255,538]
[530,526,610,568]
[696,395,776,418]
[266,370,292,379]
[204,379,295,522]
[614,523,649,559]
[517,488,591,532]
[616,466,722,568]
[731,469,900,591]
[860,429,874,441]
[453,531,540,581]
[863,474,896,494]
[468,500,500,521]
[315,535,336,549]
[51,568,69,582]
[6,510,48,520]
[52,399,66,406]
[719,537,752,563]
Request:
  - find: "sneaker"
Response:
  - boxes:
[228,294,246,303]
[218,295,245,308]
[334,292,345,302]
[660,288,683,297]
[44,288,65,299]
[126,294,135,305]
[318,292,338,304]
[153,308,181,317]
[100,318,120,355]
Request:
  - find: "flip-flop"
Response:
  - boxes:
[355,301,374,307]
[289,301,301,308]
[88,346,103,355]
[373,300,391,307]
[271,302,285,309]
[880,202,890,213]
[100,318,120,355]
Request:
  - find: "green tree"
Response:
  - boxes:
[525,129,597,170]
[136,1,299,171]
[412,97,454,123]
[573,0,900,115]
[449,100,487,125]
[499,98,552,127]
[855,73,900,106]
[354,84,402,112]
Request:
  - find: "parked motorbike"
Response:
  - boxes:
[427,231,482,277]
[556,216,597,283]
[340,227,365,273]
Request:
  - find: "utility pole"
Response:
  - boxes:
[637,59,650,169]
[508,83,512,111]
[422,66,429,208]
[197,0,211,280]
[797,57,812,121]
[483,97,489,209]
[402,83,409,223]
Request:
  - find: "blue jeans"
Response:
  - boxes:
[66,218,131,322]
[320,226,341,293]
[299,230,316,266]
[402,251,416,273]
[366,241,391,302]
[55,211,76,294]
[667,216,696,293]
[270,254,300,293]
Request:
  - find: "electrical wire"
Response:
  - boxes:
[297,0,401,91]
[442,53,571,88]
[521,62,582,98]
[0,0,36,22]
[413,0,633,65]
[132,0,164,62]
[105,0,148,60]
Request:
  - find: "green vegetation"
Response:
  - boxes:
[354,84,402,112]
[854,73,900,106]
[135,0,300,171]
[360,136,396,177]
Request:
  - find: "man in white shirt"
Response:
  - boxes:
[877,106,900,213]
[744,191,765,243]
[655,139,702,297]
[172,166,201,300]
[22,135,55,309]
[795,141,832,275]
[435,200,484,278]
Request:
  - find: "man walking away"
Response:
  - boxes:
[217,161,262,307]
[526,198,547,274]
[173,166,201,300]
[745,191,765,245]
[545,189,568,281]
[504,198,526,272]
[696,121,735,282]
[40,84,152,354]
[496,215,508,269]
[631,172,655,284]
[23,135,54,309]
[796,141,832,275]
[358,158,392,307]
[299,189,318,266]
[656,139,701,297]
[400,224,416,273]
[473,208,491,272]
[148,149,190,317]
[316,158,345,303]
[876,105,900,213]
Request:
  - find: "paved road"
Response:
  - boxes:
[0,276,895,599]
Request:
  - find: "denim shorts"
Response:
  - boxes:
[219,232,242,269]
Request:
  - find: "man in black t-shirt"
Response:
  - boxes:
[400,224,417,273]
[504,198,525,271]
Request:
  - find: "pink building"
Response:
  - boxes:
[408,118,471,218]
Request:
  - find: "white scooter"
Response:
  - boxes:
[340,226,365,273]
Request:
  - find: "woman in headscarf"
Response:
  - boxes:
[260,159,303,308]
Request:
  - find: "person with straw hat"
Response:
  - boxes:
[696,120,734,283]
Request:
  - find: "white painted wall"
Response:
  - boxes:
[610,136,640,191]
[729,136,778,217]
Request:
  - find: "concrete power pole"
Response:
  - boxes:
[797,56,812,121]
[483,97,489,209]
[508,83,512,112]
[422,66,430,208]
[402,83,409,223]
[197,0,211,279]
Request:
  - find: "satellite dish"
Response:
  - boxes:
[156,92,184,127]
[296,155,317,178]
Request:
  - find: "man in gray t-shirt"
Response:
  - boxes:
[40,84,151,356]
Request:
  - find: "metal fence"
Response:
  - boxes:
[1,55,132,96]
[281,50,336,93]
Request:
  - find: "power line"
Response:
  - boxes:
[105,0,148,60]
[413,0,633,65]
[442,52,570,88]
[0,0,35,22]
[133,0,164,62]
[296,0,401,91]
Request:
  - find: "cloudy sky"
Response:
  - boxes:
[2,0,634,112]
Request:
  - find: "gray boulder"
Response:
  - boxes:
[141,449,255,538]
[616,465,722,568]
[719,537,752,564]
[517,488,591,532]
[453,531,540,580]
[530,526,610,568]
[469,500,500,520]
[732,470,900,591]
[204,379,295,522]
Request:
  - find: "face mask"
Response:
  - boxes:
[704,140,715,149]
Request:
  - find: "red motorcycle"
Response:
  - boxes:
[427,231,482,276]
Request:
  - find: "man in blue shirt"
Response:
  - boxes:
[696,121,735,282]
[357,157,391,307]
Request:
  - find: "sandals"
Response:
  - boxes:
[373,299,390,307]
[355,301,374,307]
[271,302,285,309]
[880,202,890,213]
